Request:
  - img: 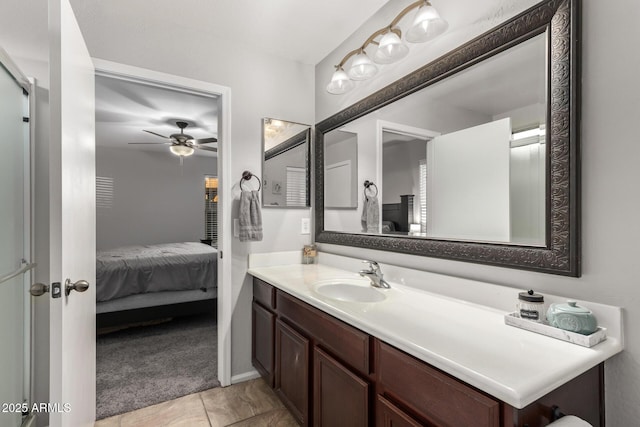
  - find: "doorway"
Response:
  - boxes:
[92,61,231,419]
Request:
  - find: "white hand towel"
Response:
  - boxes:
[239,190,263,242]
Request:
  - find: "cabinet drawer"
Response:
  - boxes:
[376,340,500,427]
[253,278,276,310]
[277,290,370,375]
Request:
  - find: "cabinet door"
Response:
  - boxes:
[252,301,276,387]
[376,395,424,427]
[276,318,310,426]
[314,347,369,427]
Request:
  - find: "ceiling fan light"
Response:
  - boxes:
[348,52,378,81]
[326,68,355,95]
[406,4,448,43]
[373,31,409,64]
[170,145,195,156]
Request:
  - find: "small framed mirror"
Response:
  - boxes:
[262,118,311,208]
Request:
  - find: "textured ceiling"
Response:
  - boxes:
[95,75,219,156]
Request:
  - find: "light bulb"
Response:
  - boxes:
[170,145,195,156]
[348,52,378,81]
[373,31,409,64]
[406,3,448,43]
[326,68,355,95]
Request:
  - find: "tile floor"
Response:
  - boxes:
[94,378,298,427]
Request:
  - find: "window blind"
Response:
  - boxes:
[286,166,306,207]
[419,159,427,233]
[205,176,218,245]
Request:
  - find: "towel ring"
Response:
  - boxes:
[240,170,262,191]
[363,180,378,198]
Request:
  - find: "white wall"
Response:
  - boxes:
[96,146,217,250]
[315,0,640,425]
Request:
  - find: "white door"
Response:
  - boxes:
[48,0,96,426]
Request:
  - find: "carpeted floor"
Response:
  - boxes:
[96,312,220,420]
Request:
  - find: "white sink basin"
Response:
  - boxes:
[314,278,387,303]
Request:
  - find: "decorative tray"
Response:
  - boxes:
[504,312,607,348]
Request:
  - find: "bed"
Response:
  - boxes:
[96,242,218,328]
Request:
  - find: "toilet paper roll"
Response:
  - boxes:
[547,415,592,427]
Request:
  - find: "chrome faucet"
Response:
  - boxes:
[359,260,391,289]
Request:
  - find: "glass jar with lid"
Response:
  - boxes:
[517,290,545,322]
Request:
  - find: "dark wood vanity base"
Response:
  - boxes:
[252,278,603,426]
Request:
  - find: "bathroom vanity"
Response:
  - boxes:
[248,260,623,427]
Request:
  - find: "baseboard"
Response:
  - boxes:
[230,369,261,385]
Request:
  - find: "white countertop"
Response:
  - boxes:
[247,262,624,409]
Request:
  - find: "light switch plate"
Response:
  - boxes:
[233,218,239,237]
[301,218,311,234]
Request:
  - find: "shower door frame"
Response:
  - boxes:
[0,47,36,426]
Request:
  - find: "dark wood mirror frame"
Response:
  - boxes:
[315,0,580,276]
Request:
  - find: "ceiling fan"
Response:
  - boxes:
[129,121,218,156]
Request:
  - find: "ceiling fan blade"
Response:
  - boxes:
[128,142,171,145]
[143,129,171,139]
[191,137,218,144]
[194,145,217,152]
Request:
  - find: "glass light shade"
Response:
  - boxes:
[405,4,448,43]
[170,145,195,156]
[326,68,355,95]
[373,31,409,64]
[348,52,378,81]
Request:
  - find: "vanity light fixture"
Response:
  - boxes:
[326,0,447,95]
[169,145,195,157]
[348,50,379,80]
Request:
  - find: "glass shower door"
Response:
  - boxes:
[0,53,33,427]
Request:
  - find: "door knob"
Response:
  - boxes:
[65,278,90,296]
[29,283,49,297]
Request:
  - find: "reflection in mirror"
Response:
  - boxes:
[324,130,358,209]
[315,0,580,276]
[323,32,547,246]
[262,118,311,208]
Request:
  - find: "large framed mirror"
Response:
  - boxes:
[315,0,580,276]
[262,118,311,208]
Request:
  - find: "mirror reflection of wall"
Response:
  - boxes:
[323,130,360,233]
[322,31,548,246]
[262,118,311,208]
[324,130,358,208]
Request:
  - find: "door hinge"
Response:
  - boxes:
[219,251,223,259]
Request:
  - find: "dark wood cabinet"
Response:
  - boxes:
[251,279,277,387]
[376,395,423,427]
[376,339,500,427]
[275,318,310,426]
[251,302,275,387]
[313,347,369,427]
[251,278,604,427]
